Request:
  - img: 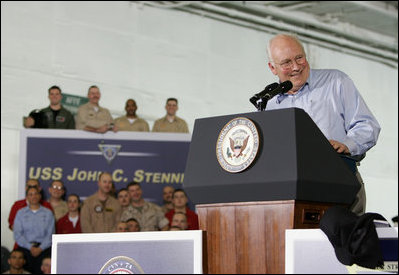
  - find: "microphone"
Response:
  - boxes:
[259,80,293,100]
[249,82,279,107]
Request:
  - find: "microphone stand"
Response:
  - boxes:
[256,97,269,111]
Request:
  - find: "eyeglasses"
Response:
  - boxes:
[275,55,306,70]
[27,185,39,188]
[52,185,63,190]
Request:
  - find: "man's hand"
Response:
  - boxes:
[24,117,35,128]
[112,124,118,133]
[329,139,350,154]
[96,124,109,133]
[30,246,42,257]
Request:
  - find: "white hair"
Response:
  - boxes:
[267,33,305,63]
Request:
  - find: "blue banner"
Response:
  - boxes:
[19,130,191,207]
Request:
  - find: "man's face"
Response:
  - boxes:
[163,186,174,203]
[171,213,188,230]
[125,100,137,117]
[67,195,80,212]
[48,88,62,105]
[116,222,128,232]
[172,191,187,208]
[8,251,25,270]
[88,87,101,105]
[268,36,310,93]
[118,190,130,207]
[165,100,178,116]
[27,188,41,205]
[41,258,51,274]
[128,185,142,203]
[49,181,65,199]
[98,173,113,194]
[127,220,140,232]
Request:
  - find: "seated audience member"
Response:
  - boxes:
[40,256,51,274]
[47,180,68,221]
[80,172,122,233]
[161,186,175,214]
[13,186,54,274]
[23,85,75,129]
[8,179,53,231]
[152,98,189,133]
[56,194,82,234]
[75,85,116,133]
[114,99,150,131]
[115,221,128,232]
[3,249,30,274]
[121,182,169,231]
[117,188,130,212]
[171,212,188,230]
[126,218,141,232]
[165,189,199,230]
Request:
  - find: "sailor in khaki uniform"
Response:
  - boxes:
[75,85,115,133]
[152,98,189,133]
[114,99,150,132]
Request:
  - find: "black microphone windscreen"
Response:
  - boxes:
[279,80,293,93]
[264,82,279,92]
[250,82,279,108]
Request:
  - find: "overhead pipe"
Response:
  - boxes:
[226,1,397,50]
[175,4,397,68]
[196,2,397,52]
[183,2,397,60]
[135,1,397,67]
[138,1,397,52]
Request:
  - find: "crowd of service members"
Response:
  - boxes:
[5,86,193,274]
[6,177,198,274]
[23,85,189,134]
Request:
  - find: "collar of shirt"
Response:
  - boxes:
[276,69,313,104]
[24,205,44,213]
[162,115,176,123]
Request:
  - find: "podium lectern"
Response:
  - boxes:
[183,108,360,274]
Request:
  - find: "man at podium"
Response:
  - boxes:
[264,33,381,215]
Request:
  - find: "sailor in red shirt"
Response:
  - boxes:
[165,189,199,230]
[56,194,82,234]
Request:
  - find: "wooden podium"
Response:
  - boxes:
[183,108,359,274]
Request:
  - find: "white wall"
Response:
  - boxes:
[1,1,397,250]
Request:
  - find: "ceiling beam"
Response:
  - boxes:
[348,1,398,19]
[221,1,397,51]
[134,1,398,67]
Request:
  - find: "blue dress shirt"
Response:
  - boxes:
[13,205,55,250]
[265,69,381,157]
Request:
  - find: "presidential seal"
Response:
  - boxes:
[98,256,145,274]
[216,117,259,173]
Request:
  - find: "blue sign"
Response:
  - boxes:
[20,130,191,206]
